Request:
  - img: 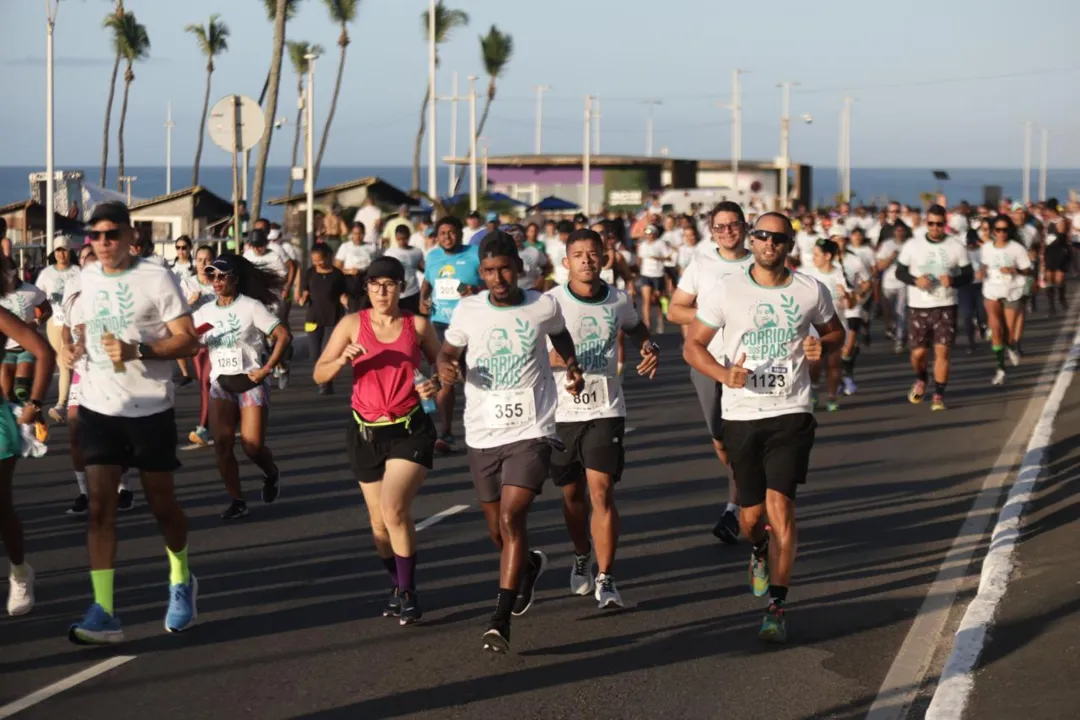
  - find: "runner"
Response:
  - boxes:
[170,236,196,283]
[34,235,80,423]
[64,201,199,644]
[876,223,910,354]
[437,231,584,653]
[382,224,425,314]
[299,243,347,395]
[801,239,855,412]
[183,245,219,446]
[243,228,293,389]
[667,201,753,544]
[0,272,51,440]
[895,204,973,411]
[636,224,671,332]
[509,223,549,291]
[831,227,873,396]
[420,216,481,454]
[194,255,291,520]
[979,215,1031,386]
[1042,215,1072,315]
[336,222,376,310]
[683,212,844,643]
[313,256,441,626]
[548,229,659,609]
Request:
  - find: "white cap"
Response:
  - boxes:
[267,228,282,241]
[829,224,849,239]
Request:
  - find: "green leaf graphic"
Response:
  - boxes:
[781,294,801,326]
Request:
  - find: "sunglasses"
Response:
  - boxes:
[711,222,743,234]
[87,229,122,241]
[175,244,191,251]
[993,226,1010,233]
[749,229,792,245]
[926,221,946,227]
[204,268,233,280]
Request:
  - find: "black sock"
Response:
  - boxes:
[841,355,854,376]
[934,381,947,397]
[770,585,789,605]
[380,556,399,588]
[1059,285,1068,307]
[752,535,769,558]
[493,587,517,623]
[917,370,929,384]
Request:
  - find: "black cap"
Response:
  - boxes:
[365,256,405,284]
[556,220,574,234]
[247,228,269,246]
[209,256,238,274]
[467,210,482,220]
[477,230,520,262]
[87,201,131,227]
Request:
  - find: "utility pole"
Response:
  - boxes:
[643,99,662,157]
[840,96,854,203]
[732,69,743,199]
[593,95,601,155]
[1022,120,1033,204]
[533,84,551,154]
[45,0,59,250]
[469,75,478,212]
[777,81,799,210]
[479,137,490,192]
[448,71,458,195]
[120,176,138,205]
[1039,126,1048,202]
[583,96,592,215]
[426,0,437,202]
[165,101,174,194]
[305,53,317,254]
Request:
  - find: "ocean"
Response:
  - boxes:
[3,165,1078,221]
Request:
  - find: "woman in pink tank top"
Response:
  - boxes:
[313,256,442,625]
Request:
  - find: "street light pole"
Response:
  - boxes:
[165,101,175,194]
[593,95,601,155]
[643,99,661,157]
[1039,126,1048,202]
[778,81,798,210]
[1022,120,1033,205]
[448,71,458,195]
[426,0,437,201]
[533,84,551,154]
[45,0,59,250]
[732,69,742,199]
[468,75,478,212]
[305,53,317,255]
[841,96,854,203]
[583,96,592,215]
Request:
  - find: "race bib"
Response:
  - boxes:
[212,347,244,375]
[434,278,460,300]
[482,389,536,429]
[558,375,609,414]
[68,382,81,406]
[745,360,793,397]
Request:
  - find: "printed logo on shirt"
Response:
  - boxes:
[206,312,242,350]
[0,293,31,319]
[437,265,458,278]
[743,294,802,362]
[84,285,136,367]
[474,319,535,389]
[574,308,618,372]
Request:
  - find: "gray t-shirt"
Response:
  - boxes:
[382,246,424,298]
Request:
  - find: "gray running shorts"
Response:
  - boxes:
[690,367,724,441]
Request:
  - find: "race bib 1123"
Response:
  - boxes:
[745,360,792,397]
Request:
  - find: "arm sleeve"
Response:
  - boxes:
[541,294,567,335]
[443,300,469,348]
[895,263,917,286]
[695,284,726,329]
[676,261,699,294]
[1014,244,1033,271]
[155,270,190,322]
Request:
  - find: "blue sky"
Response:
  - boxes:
[1,0,1077,169]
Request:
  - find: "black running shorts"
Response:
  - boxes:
[550,416,626,486]
[466,438,552,503]
[76,406,181,473]
[722,412,816,507]
[346,410,437,483]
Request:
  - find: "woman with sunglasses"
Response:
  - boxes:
[313,256,441,626]
[194,255,291,520]
[183,245,219,447]
[170,237,196,283]
[979,215,1031,386]
[35,236,80,424]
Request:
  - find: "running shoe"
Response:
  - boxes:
[841,376,858,396]
[712,510,740,545]
[758,601,787,644]
[188,426,211,447]
[7,564,34,616]
[34,421,49,443]
[164,573,198,633]
[749,548,770,598]
[1006,347,1021,367]
[262,469,281,504]
[482,617,511,654]
[594,572,624,610]
[930,394,947,412]
[399,590,422,626]
[275,365,290,391]
[383,587,402,617]
[826,400,840,413]
[434,433,458,454]
[908,380,926,404]
[810,391,819,410]
[569,549,594,596]
[512,549,548,616]
[220,499,249,520]
[48,405,66,424]
[117,488,135,512]
[992,369,1006,386]
[893,340,905,355]
[66,493,89,517]
[69,603,124,645]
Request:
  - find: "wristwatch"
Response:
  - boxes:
[27,399,43,408]
[136,342,151,360]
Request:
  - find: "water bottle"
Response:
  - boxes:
[414,369,437,415]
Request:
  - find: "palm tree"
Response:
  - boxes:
[285,41,322,200]
[99,0,124,187]
[186,15,230,187]
[250,0,289,222]
[411,2,469,191]
[451,25,512,195]
[315,0,361,186]
[104,10,150,193]
[258,0,304,104]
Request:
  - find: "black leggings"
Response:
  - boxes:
[307,324,333,366]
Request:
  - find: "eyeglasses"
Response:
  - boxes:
[749,229,792,245]
[711,222,743,234]
[175,244,191,251]
[87,229,122,241]
[366,280,398,294]
[993,226,1010,233]
[926,221,946,227]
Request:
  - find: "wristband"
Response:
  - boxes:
[27,399,43,408]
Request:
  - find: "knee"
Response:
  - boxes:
[498,506,523,538]
[239,439,263,458]
[380,500,410,530]
[588,484,615,514]
[86,492,115,526]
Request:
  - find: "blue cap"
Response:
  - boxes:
[485,211,499,223]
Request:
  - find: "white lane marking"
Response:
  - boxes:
[625,426,636,434]
[0,656,137,719]
[867,308,1080,720]
[925,322,1080,719]
[416,504,469,531]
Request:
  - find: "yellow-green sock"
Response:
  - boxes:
[166,546,189,585]
[90,569,115,616]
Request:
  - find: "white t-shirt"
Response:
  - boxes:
[800,265,851,328]
[65,287,90,379]
[840,253,872,320]
[896,235,971,309]
[0,283,47,349]
[71,258,190,418]
[547,240,569,285]
[35,265,79,326]
[793,231,822,265]
[980,241,1031,302]
[244,249,289,280]
[193,295,281,380]
[409,231,428,253]
[638,240,671,278]
[518,245,548,290]
[382,245,424,298]
[461,226,482,247]
[353,205,383,247]
[334,241,375,273]
[677,244,697,271]
[269,240,300,267]
[444,290,565,449]
[676,246,753,359]
[546,284,641,422]
[696,268,836,421]
[660,230,683,268]
[851,245,876,275]
[876,239,904,291]
[181,274,217,313]
[171,261,196,284]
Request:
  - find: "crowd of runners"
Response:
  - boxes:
[0,193,1077,652]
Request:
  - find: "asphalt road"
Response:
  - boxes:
[1,305,1076,720]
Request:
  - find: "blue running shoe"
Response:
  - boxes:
[69,603,125,645]
[749,550,770,598]
[164,573,198,633]
[758,601,788,643]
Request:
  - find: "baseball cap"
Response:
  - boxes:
[247,228,269,246]
[500,223,526,240]
[477,230,520,262]
[52,235,72,251]
[485,211,499,223]
[644,224,660,236]
[365,256,406,284]
[86,201,131,227]
[267,228,282,241]
[208,256,238,275]
[829,224,849,239]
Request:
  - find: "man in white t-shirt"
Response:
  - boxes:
[876,222,910,353]
[438,231,584,654]
[353,198,383,248]
[546,220,573,286]
[895,204,974,410]
[684,212,844,644]
[64,201,200,645]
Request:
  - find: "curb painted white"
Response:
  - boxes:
[925,322,1080,720]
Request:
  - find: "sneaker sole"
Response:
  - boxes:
[570,573,594,597]
[482,629,510,654]
[221,508,250,520]
[69,626,125,645]
[399,613,423,627]
[8,601,35,616]
[598,596,624,610]
[758,627,787,644]
[66,509,88,517]
[164,575,199,633]
[512,551,548,617]
[262,480,281,504]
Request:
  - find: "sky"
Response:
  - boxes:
[1,0,1078,170]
